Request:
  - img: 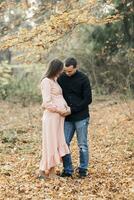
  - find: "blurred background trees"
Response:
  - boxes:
[0,0,133,103]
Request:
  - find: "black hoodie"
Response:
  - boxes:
[58,70,92,121]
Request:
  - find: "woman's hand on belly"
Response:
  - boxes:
[41,103,58,112]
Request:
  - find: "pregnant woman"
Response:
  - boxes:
[39,59,71,179]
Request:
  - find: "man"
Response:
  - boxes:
[58,57,92,178]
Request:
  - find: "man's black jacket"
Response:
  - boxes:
[58,70,92,121]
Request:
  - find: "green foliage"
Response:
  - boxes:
[0,65,42,106]
[0,1,133,99]
[68,1,134,96]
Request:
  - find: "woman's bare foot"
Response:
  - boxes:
[49,167,55,174]
[49,167,57,178]
[45,170,50,177]
[38,168,56,179]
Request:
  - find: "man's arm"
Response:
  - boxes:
[71,77,92,113]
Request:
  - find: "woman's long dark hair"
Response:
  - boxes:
[41,59,63,81]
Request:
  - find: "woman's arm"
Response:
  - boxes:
[41,78,58,112]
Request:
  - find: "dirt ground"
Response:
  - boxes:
[0,98,134,200]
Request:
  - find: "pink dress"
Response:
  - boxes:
[39,77,70,171]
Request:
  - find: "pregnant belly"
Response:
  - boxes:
[53,97,67,110]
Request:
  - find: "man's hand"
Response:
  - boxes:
[60,111,71,117]
[60,107,71,117]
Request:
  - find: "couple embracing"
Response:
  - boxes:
[39,57,92,179]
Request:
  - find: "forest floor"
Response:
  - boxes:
[0,97,134,200]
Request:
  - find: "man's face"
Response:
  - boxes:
[64,65,77,77]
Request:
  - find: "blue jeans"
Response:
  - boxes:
[62,117,89,174]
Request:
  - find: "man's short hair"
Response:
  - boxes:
[65,57,77,68]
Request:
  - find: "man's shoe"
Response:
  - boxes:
[76,168,87,178]
[60,171,72,177]
[78,172,87,178]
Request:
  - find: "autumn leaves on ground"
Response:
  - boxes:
[0,98,134,200]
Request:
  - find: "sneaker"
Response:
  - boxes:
[78,171,87,178]
[59,171,72,177]
[76,168,87,178]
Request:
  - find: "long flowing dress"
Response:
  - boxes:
[39,77,70,171]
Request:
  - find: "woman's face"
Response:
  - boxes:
[56,69,63,78]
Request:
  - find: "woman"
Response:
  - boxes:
[39,59,71,179]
